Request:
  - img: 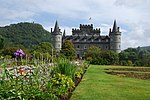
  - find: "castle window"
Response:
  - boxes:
[84,46,86,49]
[58,44,60,48]
[58,37,60,40]
[77,45,79,48]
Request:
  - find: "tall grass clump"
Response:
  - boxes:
[52,58,77,80]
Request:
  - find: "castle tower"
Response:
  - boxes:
[109,20,121,52]
[51,21,62,52]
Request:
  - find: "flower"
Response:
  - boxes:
[14,49,25,58]
[19,68,27,76]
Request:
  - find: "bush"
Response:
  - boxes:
[51,73,75,96]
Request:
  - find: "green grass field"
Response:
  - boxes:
[70,65,150,100]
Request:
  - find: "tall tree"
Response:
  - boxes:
[61,40,75,60]
[84,45,101,61]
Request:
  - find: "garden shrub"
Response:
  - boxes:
[51,73,75,96]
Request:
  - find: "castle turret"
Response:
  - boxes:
[109,20,121,53]
[51,21,62,52]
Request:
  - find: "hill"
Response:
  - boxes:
[0,22,51,49]
[141,46,150,51]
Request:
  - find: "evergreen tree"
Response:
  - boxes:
[61,40,75,60]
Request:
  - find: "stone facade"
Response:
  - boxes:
[51,20,121,58]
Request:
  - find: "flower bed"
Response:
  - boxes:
[0,58,89,100]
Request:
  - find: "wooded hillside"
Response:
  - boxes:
[0,22,51,49]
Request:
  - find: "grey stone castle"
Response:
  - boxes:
[51,20,121,58]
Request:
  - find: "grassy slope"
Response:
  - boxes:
[71,65,150,100]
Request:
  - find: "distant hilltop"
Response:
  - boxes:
[141,46,150,51]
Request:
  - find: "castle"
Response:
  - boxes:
[51,20,121,58]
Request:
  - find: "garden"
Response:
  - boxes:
[0,49,89,100]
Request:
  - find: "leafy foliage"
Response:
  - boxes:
[61,40,76,60]
[84,46,118,65]
[0,47,30,58]
[51,73,75,96]
[52,58,77,80]
[32,42,54,54]
[119,47,150,66]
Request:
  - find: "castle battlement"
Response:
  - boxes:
[79,24,93,29]
[72,24,101,34]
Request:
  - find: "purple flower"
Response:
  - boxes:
[14,49,25,58]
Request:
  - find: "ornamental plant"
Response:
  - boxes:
[14,49,25,58]
[14,49,25,65]
[51,73,75,96]
[52,58,77,80]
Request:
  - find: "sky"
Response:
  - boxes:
[0,0,150,50]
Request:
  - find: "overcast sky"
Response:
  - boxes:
[0,0,150,50]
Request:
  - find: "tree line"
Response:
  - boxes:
[84,46,150,66]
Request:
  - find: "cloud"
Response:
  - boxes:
[122,20,150,49]
[115,0,150,7]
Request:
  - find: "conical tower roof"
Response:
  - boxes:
[54,20,59,32]
[63,30,66,37]
[112,20,117,32]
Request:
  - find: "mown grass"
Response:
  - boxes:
[70,65,150,100]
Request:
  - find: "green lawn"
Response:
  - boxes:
[70,65,150,100]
